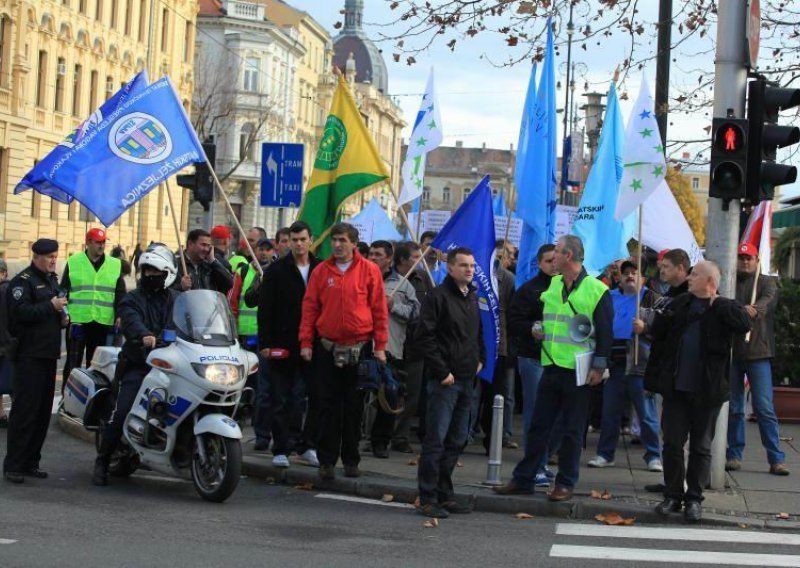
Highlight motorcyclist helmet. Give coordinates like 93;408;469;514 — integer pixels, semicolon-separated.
138;242;177;289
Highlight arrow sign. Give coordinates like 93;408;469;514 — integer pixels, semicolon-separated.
261;142;304;207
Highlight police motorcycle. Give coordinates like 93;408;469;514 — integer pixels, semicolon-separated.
61;288;258;503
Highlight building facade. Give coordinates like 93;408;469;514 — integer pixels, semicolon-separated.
0;0;197;265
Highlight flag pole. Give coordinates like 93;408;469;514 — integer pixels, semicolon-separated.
164;179;188;276
387;182;437;287
744;261;761;343
634;204;643;365
389;245;432;299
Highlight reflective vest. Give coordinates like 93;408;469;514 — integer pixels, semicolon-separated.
238;265;258;336
541;274;607;369
67;253;121;326
230;255;248;272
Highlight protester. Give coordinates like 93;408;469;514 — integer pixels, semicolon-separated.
274;227;291;259
588;260;662;472
646;261;751;523
93;244;179;486
727;243;789;476
254;221;321;466
507;243;559;486
176;229;234;293
367;240;420;459
130;243;143;271
647;249;672;295
600;259;624;290
3;239;66;484
299;223;388;480
110;245;132;277
495;234;612;502
415;247;485;518
420;230;447;285
231;227;267;272
209;225;234;272
61;228;125;388
0;259;10;428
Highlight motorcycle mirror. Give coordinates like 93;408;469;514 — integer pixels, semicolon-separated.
162;329;177;344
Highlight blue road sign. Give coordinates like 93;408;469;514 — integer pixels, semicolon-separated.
260;142;304;207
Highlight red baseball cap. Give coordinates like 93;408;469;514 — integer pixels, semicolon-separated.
738;243;758;257
86;228;107;242
657;249;670;262
210;225;231;239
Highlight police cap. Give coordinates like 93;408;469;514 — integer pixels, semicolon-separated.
32;238;59;255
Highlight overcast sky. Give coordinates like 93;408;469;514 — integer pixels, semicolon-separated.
285;0;800;200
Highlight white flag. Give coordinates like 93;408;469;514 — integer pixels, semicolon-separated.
642;181;704;265
398;69;443;206
615;75;667;220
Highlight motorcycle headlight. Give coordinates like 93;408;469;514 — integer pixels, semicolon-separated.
192;363;242;386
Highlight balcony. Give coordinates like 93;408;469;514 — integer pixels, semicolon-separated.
222;1;265;22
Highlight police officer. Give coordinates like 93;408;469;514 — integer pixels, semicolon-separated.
61;228;125;387
92;244;178;486
3;239;66;483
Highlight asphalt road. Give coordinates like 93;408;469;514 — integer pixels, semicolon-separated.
1;425;800;567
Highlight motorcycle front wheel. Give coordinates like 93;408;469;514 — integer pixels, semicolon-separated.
191;434;241;503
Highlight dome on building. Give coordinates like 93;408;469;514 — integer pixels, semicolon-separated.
332;0;389;93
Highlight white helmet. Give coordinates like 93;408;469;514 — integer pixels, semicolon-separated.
138;243;177;288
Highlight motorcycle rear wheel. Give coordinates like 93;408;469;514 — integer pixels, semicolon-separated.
191;434;241;503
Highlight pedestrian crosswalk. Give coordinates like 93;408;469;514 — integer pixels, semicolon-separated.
550;523;800;566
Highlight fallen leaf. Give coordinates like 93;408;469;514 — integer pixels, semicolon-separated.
595;513;635;526
590;489;612;500
422;518;439;528
381;494;394;503
293;482;314;491
515;512;534;520
739;523;749;529
456;461;464;468
776;512;791;520
407;458;418;466
413;496;421;508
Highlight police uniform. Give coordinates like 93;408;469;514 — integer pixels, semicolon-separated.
3;239;64;482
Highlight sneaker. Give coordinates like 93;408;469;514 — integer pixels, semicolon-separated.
272;454;290;468
770;463;790;476
417;503;449;519
298;449;320;468
725;458;742;472
647;458;664;473
588;456;615;468
534;472;551;488
543;467;556;480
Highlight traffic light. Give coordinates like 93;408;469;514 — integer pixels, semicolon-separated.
746;78;800;202
709;117;748;200
176;141;216;211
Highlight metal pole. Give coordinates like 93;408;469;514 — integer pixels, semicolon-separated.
483;394;504;486
655;0;673;146
707;0;748;490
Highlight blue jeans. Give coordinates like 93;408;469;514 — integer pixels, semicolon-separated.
727;359;785;465
418;378;474;505
512;366;591;489
596;364;661;464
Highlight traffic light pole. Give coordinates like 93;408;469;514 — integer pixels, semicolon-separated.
707;0;748;490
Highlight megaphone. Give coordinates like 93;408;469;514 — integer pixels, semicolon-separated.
568;314;594;343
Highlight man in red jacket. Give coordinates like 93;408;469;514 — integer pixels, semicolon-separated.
300;223;388;480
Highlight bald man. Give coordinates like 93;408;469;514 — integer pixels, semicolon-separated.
644;261;751;523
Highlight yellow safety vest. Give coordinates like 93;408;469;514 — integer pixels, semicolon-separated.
541;274;607;369
67;253;121;326
230;255;248;272
238;265;258;336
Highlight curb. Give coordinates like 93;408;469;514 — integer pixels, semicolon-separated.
242;456;797;531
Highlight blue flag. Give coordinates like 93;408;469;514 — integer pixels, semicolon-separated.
492;192;508;217
572;82;637;275
515;21;557;288
432;175;499;382
15;71;149;204
36;77;205;226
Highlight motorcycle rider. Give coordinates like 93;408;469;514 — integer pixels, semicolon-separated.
92;244;179;486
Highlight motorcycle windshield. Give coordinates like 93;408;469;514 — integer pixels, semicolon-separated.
172;290;236;346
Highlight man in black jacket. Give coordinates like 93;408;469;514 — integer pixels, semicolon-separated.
93;244;179;486
646;261;751;523
251;221;321;467
176;229;233;293
415;247;485;519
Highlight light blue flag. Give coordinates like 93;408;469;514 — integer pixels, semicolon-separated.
15;71;149;204
350;198;403;242
492;193;508;217
37;76;205;226
514;62;537;191
515;20;557;288
432;175;499;382
572;82;637;275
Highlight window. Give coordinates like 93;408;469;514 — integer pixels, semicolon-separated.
79;0;87;15
54;57;66;112
110;0;118;29
0;15;10;87
125;0;133;35
442;186;450;204
72;64;83;116
35;50;48;108
183;22;193;63
95;0;103;22
239;124;255;160
160;8;168;52
79;204;95;222
243;57;259;92
138;0;147;43
422;186;430;207
50;199;59;221
105;75;113;100
691;177;700;190
89;70;98;111
462;187;471;203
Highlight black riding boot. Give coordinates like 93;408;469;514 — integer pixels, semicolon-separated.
92;435;115;486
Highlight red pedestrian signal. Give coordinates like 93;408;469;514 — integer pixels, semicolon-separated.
714;122;746;153
709;117;748;200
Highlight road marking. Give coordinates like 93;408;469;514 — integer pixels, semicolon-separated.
550;545;800;567
0;539;17;545
556;523;800;546
314;493;413;509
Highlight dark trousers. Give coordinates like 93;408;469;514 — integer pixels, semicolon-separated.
314;343;366;467
100;365;148;453
418;377;474;505
3;357;57;473
253;354;273;444
63;322;111;385
512;366;591;489
392;358;423;447
268;359;309;456
662;391;721;503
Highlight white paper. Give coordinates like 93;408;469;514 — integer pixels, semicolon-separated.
575;351;594;387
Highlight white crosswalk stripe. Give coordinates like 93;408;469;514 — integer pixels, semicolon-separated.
314;493;413;509
0;539;17;545
551;523;800;567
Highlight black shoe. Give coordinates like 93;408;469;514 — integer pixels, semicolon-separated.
343;464;362;478
24;468;48;479
3;471;24;484
254;439;271;452
417;503;449;519
441;499;473;514
92;457;109;486
319;464;335;481
684;501;702;524
372;445;389;459
391;441;414;454
655;498;682;515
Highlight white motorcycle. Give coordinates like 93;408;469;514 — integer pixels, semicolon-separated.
61;290;257;502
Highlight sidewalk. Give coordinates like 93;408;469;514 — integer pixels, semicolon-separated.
241;419;800;529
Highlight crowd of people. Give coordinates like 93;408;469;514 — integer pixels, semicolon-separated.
0;220;791;526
